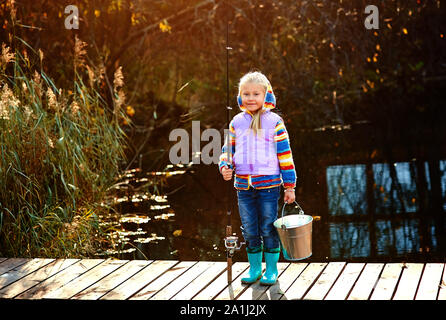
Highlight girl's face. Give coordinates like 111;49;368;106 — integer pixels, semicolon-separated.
240;83;266;114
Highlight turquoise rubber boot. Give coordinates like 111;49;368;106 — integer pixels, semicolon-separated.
260;248;280;286
241;247;263;284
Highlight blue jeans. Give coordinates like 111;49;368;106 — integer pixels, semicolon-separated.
236;186;281;250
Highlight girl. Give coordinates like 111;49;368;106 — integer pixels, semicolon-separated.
218;71;297;285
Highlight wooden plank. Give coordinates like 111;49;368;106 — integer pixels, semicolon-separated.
437;265;446;300
209;261;260;301
0;258;54;290
415;263;444;300
72;260;150;300
193;262;249;300
280;263;327;300
172;262;227;300
237;263;289;300
0;259;79;299
3;258;443;301
392;263;424;300
325;263;364;300
0;258;29;275
370;263;404;300
100;260;176;300
15;259;104;299
150;261;215;300
43;259;129;299
259;263;307;301
348;263;384;300
304;262;345;300
131;261;197;300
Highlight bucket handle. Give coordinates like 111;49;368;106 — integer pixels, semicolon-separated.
280;201;305;230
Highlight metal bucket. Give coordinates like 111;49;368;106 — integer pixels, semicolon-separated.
273;201;313;261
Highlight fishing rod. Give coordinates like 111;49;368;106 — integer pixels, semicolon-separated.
223;0;243;284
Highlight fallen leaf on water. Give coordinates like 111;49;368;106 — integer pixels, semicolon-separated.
173;229;182;237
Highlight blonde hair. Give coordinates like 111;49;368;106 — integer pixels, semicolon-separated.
238;71;271;136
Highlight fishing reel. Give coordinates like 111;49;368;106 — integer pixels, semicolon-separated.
224;234;244;257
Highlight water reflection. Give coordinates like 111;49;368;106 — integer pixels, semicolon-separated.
97;164;227;261
326;160;446;260
327;164;367;215
374;219;420;255
329;222;370;258
373;162;418;213
97;159;445;262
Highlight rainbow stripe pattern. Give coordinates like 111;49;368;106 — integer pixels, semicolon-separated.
219;118;297;190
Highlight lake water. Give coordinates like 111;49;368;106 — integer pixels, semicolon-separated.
97;160;446;263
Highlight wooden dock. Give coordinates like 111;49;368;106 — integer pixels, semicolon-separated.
0;257;445;300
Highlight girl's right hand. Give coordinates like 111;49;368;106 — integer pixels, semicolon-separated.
221;166;233;181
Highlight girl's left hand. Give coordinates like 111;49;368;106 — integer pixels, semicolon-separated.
284;189;295;204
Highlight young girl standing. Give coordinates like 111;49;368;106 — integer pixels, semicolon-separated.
219;71;297;285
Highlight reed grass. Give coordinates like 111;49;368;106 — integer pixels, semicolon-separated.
0;38;129;258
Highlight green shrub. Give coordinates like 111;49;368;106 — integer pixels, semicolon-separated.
0;39;129;258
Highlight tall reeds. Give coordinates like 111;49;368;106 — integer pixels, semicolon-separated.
0;37;129;258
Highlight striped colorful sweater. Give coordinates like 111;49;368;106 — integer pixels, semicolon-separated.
218;111;297;190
